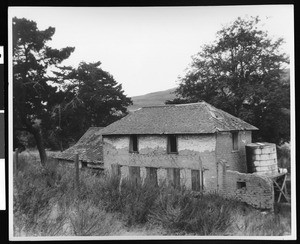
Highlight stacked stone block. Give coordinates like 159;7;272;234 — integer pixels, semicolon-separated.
246;142;278;176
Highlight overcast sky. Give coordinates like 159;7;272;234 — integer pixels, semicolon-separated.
9;5;294;97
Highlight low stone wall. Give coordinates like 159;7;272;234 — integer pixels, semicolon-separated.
221;170;274;210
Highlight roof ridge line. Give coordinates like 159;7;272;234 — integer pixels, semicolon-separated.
141;101;205;109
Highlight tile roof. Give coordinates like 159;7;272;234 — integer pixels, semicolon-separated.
101;101;258;135
55;127;103;164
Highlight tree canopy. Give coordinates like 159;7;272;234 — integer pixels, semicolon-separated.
167;16;290;145
52;61;132;146
13;17;132;163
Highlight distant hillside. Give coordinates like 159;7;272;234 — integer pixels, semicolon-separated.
128;88;177;111
127;68;290;112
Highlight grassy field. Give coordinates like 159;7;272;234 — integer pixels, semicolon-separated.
13;150;291;237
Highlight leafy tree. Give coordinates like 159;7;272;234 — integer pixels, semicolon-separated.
167;16;290;144
51;61;132;146
13;17;75;164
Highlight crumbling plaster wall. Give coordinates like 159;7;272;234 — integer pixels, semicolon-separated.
216;131;252;173
103;134;218;190
221;170;274;209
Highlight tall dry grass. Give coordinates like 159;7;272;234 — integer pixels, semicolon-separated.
13;150;291;236
13;151;122;236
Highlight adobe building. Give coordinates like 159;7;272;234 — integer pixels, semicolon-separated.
101;102;259;191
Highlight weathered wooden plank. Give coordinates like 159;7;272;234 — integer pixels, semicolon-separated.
174;168;180;189
166;168;180;189
145;167;158;186
129;166;141;185
191;169;200;191
111;164;121;177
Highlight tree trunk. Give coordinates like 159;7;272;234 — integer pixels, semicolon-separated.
31;126;47;166
18;111;48;166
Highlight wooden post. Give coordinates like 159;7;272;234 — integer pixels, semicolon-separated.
191;170;200;191
111;164;121;177
199;159;203;191
145;167;158;186
174;168;180;189
75;153;80;197
167;168;180;189
129;166;141;186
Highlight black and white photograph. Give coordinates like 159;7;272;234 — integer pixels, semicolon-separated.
8;5;295;240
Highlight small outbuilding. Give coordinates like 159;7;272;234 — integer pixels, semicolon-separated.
101;101;258;191
55;127;104;169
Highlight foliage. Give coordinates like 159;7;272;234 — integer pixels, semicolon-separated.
226;203;291;236
14;151;292;236
13;18;132;155
149;188;236;235
52;61;132;145
13;153;121;236
94;175;159;226
277;143;291;173
13;17;75;163
167;16;290;145
119;179;160;225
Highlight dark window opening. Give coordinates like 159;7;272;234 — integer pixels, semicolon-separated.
168;135;178;153
129;135;138;153
232;131;239;150
237;181;246;189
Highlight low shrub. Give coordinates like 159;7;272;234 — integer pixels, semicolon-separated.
69;199;118;236
95;174;123;212
149;188;237;235
94;175;160;226
13;161;58;225
229;209;291;236
119;179;160;226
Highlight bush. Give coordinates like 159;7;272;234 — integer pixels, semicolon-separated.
69;199;118;236
14;161;58;225
227;204;291;236
149;188;237;235
94;175;160;226
13;153;121;236
119;179;160;226
94;174;123;212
